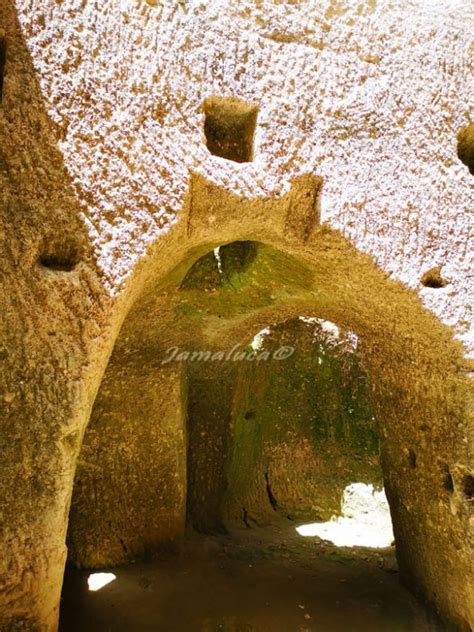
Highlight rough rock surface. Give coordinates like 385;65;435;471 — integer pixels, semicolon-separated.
0;0;473;631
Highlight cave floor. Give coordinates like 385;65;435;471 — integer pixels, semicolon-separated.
60;520;441;632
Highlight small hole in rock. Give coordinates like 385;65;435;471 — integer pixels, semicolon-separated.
203;97;258;163
420;267;447;289
39;241;81;272
443;468;454;493
462;475;474;501
408;449;417;469
244;410;256;421
0;38;6;102
456;122;474;175
40;254;78;272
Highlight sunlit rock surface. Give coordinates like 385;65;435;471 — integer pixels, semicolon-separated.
0;1;472;631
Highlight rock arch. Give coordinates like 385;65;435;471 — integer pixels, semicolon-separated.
0;1;471;630
63;178;472;630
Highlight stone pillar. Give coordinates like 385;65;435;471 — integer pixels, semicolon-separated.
67;358;187;568
186;361;237;533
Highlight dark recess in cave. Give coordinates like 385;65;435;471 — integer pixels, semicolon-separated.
204;97;258;163
0;38;6;102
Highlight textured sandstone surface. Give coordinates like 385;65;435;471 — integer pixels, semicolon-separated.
0;0;473;631
9;0;473;351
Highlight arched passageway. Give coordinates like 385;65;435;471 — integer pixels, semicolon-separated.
0;0;471;627
186;313;381;534
62;238;472;631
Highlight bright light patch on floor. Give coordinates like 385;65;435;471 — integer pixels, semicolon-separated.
296;483;394;548
87;572;117;592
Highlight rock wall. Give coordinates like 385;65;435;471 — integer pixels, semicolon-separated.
67;360;187;568
0;0;472;630
224;318;381;526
